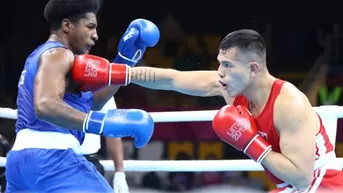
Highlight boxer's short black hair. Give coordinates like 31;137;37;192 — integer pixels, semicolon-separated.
44;0;101;30
219;29;266;59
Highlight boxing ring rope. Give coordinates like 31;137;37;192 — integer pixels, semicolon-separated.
0;105;343;171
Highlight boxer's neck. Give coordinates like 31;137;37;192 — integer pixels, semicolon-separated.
48;33;71;50
243;71;276;110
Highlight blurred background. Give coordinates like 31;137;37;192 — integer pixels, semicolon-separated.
0;0;341;192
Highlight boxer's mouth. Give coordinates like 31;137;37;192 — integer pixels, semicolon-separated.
219;80;227;89
88;44;94;50
85;44;94;53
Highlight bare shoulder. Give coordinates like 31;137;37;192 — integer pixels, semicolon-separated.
39;47;74;70
273;82;318;132
34;47;75;103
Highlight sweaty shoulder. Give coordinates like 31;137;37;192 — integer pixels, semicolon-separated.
39;47;74;70
275;82;310;109
273;82;319;132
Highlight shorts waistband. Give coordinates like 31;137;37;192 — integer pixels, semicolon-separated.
12;129;81;154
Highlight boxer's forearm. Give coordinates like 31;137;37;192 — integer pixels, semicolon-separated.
130;67;221;97
130;67;174;90
261;151;312;189
91;86;121;111
35;98;87;131
105;137;124;172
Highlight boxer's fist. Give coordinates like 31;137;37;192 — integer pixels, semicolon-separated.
212;105;257;151
83;109;154;148
114;19;160;66
72;54;130;92
212;105;271;163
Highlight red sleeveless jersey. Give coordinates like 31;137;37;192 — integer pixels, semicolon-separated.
233;79;343;192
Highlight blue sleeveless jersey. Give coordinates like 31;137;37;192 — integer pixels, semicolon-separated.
16;41;93;144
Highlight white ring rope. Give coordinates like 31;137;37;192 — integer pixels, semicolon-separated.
0;105;342;171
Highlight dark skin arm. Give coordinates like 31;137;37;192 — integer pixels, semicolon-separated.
101;97;124;172
34;48;87;130
91;86;121;111
105;137;124;172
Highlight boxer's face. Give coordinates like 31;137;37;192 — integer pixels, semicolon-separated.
65;13;98;55
217;47;252;97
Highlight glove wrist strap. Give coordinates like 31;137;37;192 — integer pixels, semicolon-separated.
118;52;140;64
108;64;131;86
82;113;91;133
244;135;272;163
83;111;106;134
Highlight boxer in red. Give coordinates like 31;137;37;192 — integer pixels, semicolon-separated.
128;29;343;192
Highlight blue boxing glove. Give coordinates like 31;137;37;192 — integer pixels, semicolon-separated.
83;109;154;148
114;18;160;66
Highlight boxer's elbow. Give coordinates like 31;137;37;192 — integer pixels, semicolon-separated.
293;177;312;189
34;97;57;120
292;169;313;189
293;158;314;189
91;102;105;111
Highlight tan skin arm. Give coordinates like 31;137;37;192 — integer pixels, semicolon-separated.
130;67;234;104
261;85;317;189
34;48;87;130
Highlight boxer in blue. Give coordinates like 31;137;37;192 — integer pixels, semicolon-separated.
5;0;159;192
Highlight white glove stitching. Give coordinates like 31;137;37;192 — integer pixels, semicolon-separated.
118;52;139;64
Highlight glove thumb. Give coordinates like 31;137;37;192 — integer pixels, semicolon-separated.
119;28;140;49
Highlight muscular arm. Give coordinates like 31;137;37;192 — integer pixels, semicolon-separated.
90;65;235;109
131;66;231;98
34;48;87;131
91;86;120;111
261;91;317;189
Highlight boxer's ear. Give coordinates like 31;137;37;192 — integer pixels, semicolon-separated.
61;19;72;33
248;61;260;75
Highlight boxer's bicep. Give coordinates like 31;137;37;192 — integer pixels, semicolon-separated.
33;48;86;131
131;67;223;97
35;48;73;103
275;95;317;177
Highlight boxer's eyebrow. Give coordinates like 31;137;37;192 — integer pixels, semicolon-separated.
220;61;232;64
87;22;97;28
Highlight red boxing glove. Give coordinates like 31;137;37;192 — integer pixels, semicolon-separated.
212;105;272;163
72;54;130;92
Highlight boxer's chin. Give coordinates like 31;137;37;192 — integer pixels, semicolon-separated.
84;46;92;54
227;89;239;98
84;48;90;54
